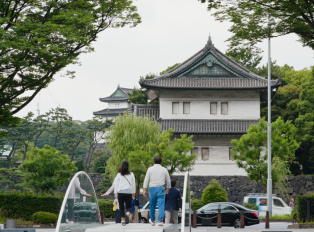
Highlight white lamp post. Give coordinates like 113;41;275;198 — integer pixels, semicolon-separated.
267;18;276;217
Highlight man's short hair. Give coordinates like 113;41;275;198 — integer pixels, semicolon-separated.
154;156;162;164
171;180;176;188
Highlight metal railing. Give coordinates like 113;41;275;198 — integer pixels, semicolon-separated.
181;171;191;232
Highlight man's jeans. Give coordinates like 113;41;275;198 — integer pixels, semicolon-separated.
149;186;166;223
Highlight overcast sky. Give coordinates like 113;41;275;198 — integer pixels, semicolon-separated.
16;0;314;121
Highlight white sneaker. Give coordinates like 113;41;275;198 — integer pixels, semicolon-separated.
157;222;163;226
149;219;155;226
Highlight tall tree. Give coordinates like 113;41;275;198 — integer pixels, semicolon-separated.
0;0;141;129
19;145;77;194
106;113;197;196
84;116;112;171
200;0;314;59
290;68;314;174
61;129;88;162
5;112;35;161
33;113;51;147
49;108;72;148
231;118;300;192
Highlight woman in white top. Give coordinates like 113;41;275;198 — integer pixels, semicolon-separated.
114;161;136;226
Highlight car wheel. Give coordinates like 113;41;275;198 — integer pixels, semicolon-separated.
139;217;147;223
233;218;241;228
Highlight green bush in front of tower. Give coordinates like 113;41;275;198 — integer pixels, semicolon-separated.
201;179;228;205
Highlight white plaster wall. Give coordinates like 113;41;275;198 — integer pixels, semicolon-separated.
174;163;247;176
159;90;260;120
108;101;128;109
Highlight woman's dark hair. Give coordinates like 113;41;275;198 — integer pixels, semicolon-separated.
118;166;122;173
120;161;130;176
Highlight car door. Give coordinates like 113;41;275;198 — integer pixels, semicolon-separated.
220;204;238;225
202;203;219;225
258;197;268;216
273;198;285;215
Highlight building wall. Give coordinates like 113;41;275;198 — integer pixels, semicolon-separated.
108;101;128;109
159;90;260;120
174;134;247;176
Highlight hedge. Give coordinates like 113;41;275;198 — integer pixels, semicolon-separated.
0;192;62;220
32;212;58;224
98;199;115;218
191;199;204;211
296;192;314;223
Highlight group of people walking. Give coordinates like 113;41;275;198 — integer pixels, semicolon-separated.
102;156;182;226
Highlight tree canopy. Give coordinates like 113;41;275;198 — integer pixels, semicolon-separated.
200;0;314;61
105;113;197;195
0;0;141;128
19;145;77;194
231;118;299;192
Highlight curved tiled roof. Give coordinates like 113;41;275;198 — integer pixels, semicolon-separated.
100;86;132;102
158;119;259;134
93;108;128;116
140;40;280;89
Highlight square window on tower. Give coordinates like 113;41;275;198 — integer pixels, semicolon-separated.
221;102;228;115
202;148;209;161
183;102;190;114
172;102;179;114
210;102;217;115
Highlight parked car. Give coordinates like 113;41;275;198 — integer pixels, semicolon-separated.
243;193;292;216
138;201;159;223
178;202;259;228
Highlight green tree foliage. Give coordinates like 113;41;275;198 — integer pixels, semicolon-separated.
201;179;228;205
32;212;58;224
261;85;302;123
0;0;141;127
96;171;112;194
106;113;197;195
49;108;73;148
159;63;181;75
20;145;77;194
200;0;314;59
290;72;314;174
231;118;300;192
90;149;109;173
128;73;158;105
283;67;313;86
106;113;160;188
191;199;204;211
83;117;112;171
0;168;25;192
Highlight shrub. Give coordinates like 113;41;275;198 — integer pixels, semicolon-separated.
244;203;259;210
291;206;298;221
296;192;314;223
32;212;58;224
0;192;62;220
98;199;115;218
191;199;204;211
201;179;228;205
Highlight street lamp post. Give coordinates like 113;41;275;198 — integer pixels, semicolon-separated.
267;18;276;217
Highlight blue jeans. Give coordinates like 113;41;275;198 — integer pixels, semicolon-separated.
149;186;166;223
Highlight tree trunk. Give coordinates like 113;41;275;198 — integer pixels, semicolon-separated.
53;137;58;147
84;144;97;172
136;177;140;198
23;143;28;161
34;130;45;147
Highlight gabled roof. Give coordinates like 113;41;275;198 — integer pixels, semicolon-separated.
158;119;259;134
99;86;133;102
140;39;280;90
93;108;128;116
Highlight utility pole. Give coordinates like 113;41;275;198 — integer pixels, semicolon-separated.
267;18;276;217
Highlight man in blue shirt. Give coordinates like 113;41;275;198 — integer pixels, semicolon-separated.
165;180;182;224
